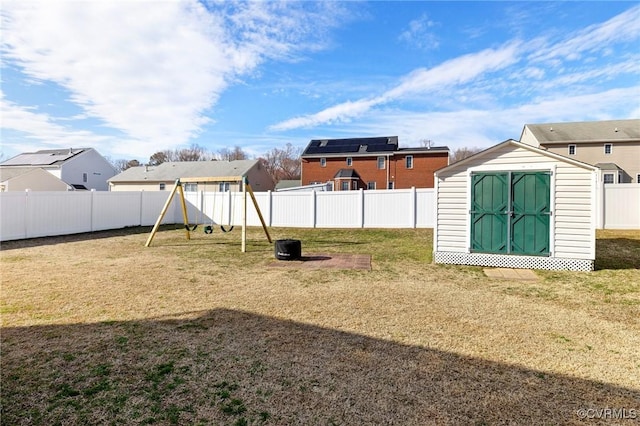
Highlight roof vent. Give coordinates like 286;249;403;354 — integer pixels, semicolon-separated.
549;127;553;132
614;127;619;132
319;140;328;147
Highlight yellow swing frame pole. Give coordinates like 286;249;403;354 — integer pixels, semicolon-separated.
145;179;192;247
146;176;271;251
246;181;272;243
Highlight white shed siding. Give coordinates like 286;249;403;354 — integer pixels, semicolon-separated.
552;162;594;259
435;144;595;261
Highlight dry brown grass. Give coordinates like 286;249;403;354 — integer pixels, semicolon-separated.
1;227;639;425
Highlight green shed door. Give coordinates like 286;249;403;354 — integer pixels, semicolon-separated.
470;171;551;256
470;173;509;253
510;172;551;255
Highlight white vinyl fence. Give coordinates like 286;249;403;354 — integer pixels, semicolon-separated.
1;184;638;242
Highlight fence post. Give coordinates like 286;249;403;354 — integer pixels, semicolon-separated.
268;190;273;227
90;189;95;232
311;190;317;228
597;179;605;229
24;189;30;239
359;188;365;228
411;187;417;229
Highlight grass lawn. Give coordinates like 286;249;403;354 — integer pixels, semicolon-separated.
1;226;639;425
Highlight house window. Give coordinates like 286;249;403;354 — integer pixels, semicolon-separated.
405;155;413;169
82;173;88;183
377;156;386;169
159;183;166;190
604;143;612;154
320;158;326;167
352;181;358;190
219;182;230;192
637;174;640;183
387;182;394;189
341;181;349;191
603;173;614;184
367;181;376;190
346;157;353;166
184;183;198;192
568;144;576;155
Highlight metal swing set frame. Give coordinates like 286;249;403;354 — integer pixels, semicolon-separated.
144;175;272;252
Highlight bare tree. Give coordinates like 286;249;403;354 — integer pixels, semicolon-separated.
148;144;209;165
148;150;170;166
112;159;140;172
420;139;434;148
260;143;302;183
216;146;248;161
450;146;483;163
176;144;207;161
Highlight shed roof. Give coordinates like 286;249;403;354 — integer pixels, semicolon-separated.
108;160;259;183
522;119;640;144
435;139;598;175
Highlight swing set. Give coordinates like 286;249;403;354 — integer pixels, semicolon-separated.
145;176;272;252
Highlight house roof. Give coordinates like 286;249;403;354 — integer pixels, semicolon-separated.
396;146;450;154
522;119;640;144
108;160;259;183
594;162;622;171
334;169;361;179
0;166;39;181
0;166;70;188
302;136;398;156
1;148;89;167
274;179;302;190
435;139;598;175
302;136;449;157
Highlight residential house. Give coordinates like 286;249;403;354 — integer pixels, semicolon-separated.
0;148;117;190
0;167;70;192
301;136;449;190
108;160;274;192
520;119;640;183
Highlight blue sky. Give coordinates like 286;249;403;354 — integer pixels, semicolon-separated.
1;1;639;163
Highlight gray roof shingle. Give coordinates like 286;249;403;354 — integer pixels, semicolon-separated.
108;160;259;182
525;119;640;143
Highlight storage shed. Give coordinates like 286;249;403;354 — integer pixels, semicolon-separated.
434;139;597;271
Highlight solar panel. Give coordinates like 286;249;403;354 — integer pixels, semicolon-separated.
304;137;398;155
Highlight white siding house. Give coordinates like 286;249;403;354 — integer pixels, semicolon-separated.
434;140;597;271
0;148;117;191
108;160;275;192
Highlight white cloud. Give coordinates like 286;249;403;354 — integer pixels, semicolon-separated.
0;0;349;157
529;4;640;64
334;86;640;152
270;42;521;131
0;93;153;158
398;14;439;50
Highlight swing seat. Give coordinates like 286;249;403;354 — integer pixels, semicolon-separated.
204;225;214;234
220;225;234;233
185;224;198;232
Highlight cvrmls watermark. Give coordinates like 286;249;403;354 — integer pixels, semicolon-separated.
576;407;637;420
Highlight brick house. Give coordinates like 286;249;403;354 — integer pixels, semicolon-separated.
301;136;449;190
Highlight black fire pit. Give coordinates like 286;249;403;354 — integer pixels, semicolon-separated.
275;239;301;260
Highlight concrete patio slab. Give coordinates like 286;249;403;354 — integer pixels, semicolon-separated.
268;253;371;271
484;267;538;281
